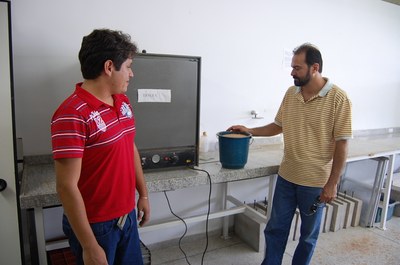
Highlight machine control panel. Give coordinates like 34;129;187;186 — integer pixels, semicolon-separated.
140;147;197;170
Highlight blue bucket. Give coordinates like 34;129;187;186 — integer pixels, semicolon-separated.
217;131;252;169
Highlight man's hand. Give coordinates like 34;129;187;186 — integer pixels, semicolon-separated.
320;182;337;203
83;244;108;265
137;197;150;226
227;125;250;133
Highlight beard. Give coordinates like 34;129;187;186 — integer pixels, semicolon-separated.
293;69;311;87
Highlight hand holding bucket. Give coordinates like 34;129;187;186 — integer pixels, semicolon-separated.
217;131;252;169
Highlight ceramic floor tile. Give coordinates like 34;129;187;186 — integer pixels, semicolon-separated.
370;220;400;242
149;233;246;265
149;217;400;265
312;225;400;264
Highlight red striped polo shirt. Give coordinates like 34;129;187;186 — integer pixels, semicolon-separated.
51;83;136;223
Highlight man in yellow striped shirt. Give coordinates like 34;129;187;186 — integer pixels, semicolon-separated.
228;43;352;265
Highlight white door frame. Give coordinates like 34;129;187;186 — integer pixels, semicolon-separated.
0;1;23;264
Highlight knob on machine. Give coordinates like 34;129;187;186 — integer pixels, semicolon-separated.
0;179;7;192
139;149;195;170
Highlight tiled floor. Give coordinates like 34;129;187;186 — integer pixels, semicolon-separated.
148;216;400;265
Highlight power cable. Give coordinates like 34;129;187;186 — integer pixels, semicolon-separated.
189;167;212;265
163;167;212;265
164;190;191;265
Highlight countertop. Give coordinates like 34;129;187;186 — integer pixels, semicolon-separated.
19;131;400;209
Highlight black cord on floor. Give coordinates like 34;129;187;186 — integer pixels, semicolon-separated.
163;190;192;265
163;167;212;265
189;167;212;265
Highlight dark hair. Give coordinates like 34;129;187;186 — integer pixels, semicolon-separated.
293;43;323;73
78;29;138;79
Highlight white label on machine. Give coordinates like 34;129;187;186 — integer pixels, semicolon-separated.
138;89;171;103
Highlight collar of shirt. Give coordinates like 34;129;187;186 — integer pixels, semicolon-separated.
75;82;124;110
295;77;333;97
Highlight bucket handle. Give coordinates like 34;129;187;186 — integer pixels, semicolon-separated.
249;137;254;145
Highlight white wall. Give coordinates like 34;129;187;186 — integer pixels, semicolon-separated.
11;0;400;245
11;0;400;155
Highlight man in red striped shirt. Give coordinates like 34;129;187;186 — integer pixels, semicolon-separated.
51;29;150;265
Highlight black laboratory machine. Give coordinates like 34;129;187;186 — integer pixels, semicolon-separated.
126;53;201;170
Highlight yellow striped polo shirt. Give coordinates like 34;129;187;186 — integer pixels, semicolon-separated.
275;78;352;187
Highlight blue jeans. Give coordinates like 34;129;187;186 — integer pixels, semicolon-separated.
261;176;324;265
63;209;144;265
